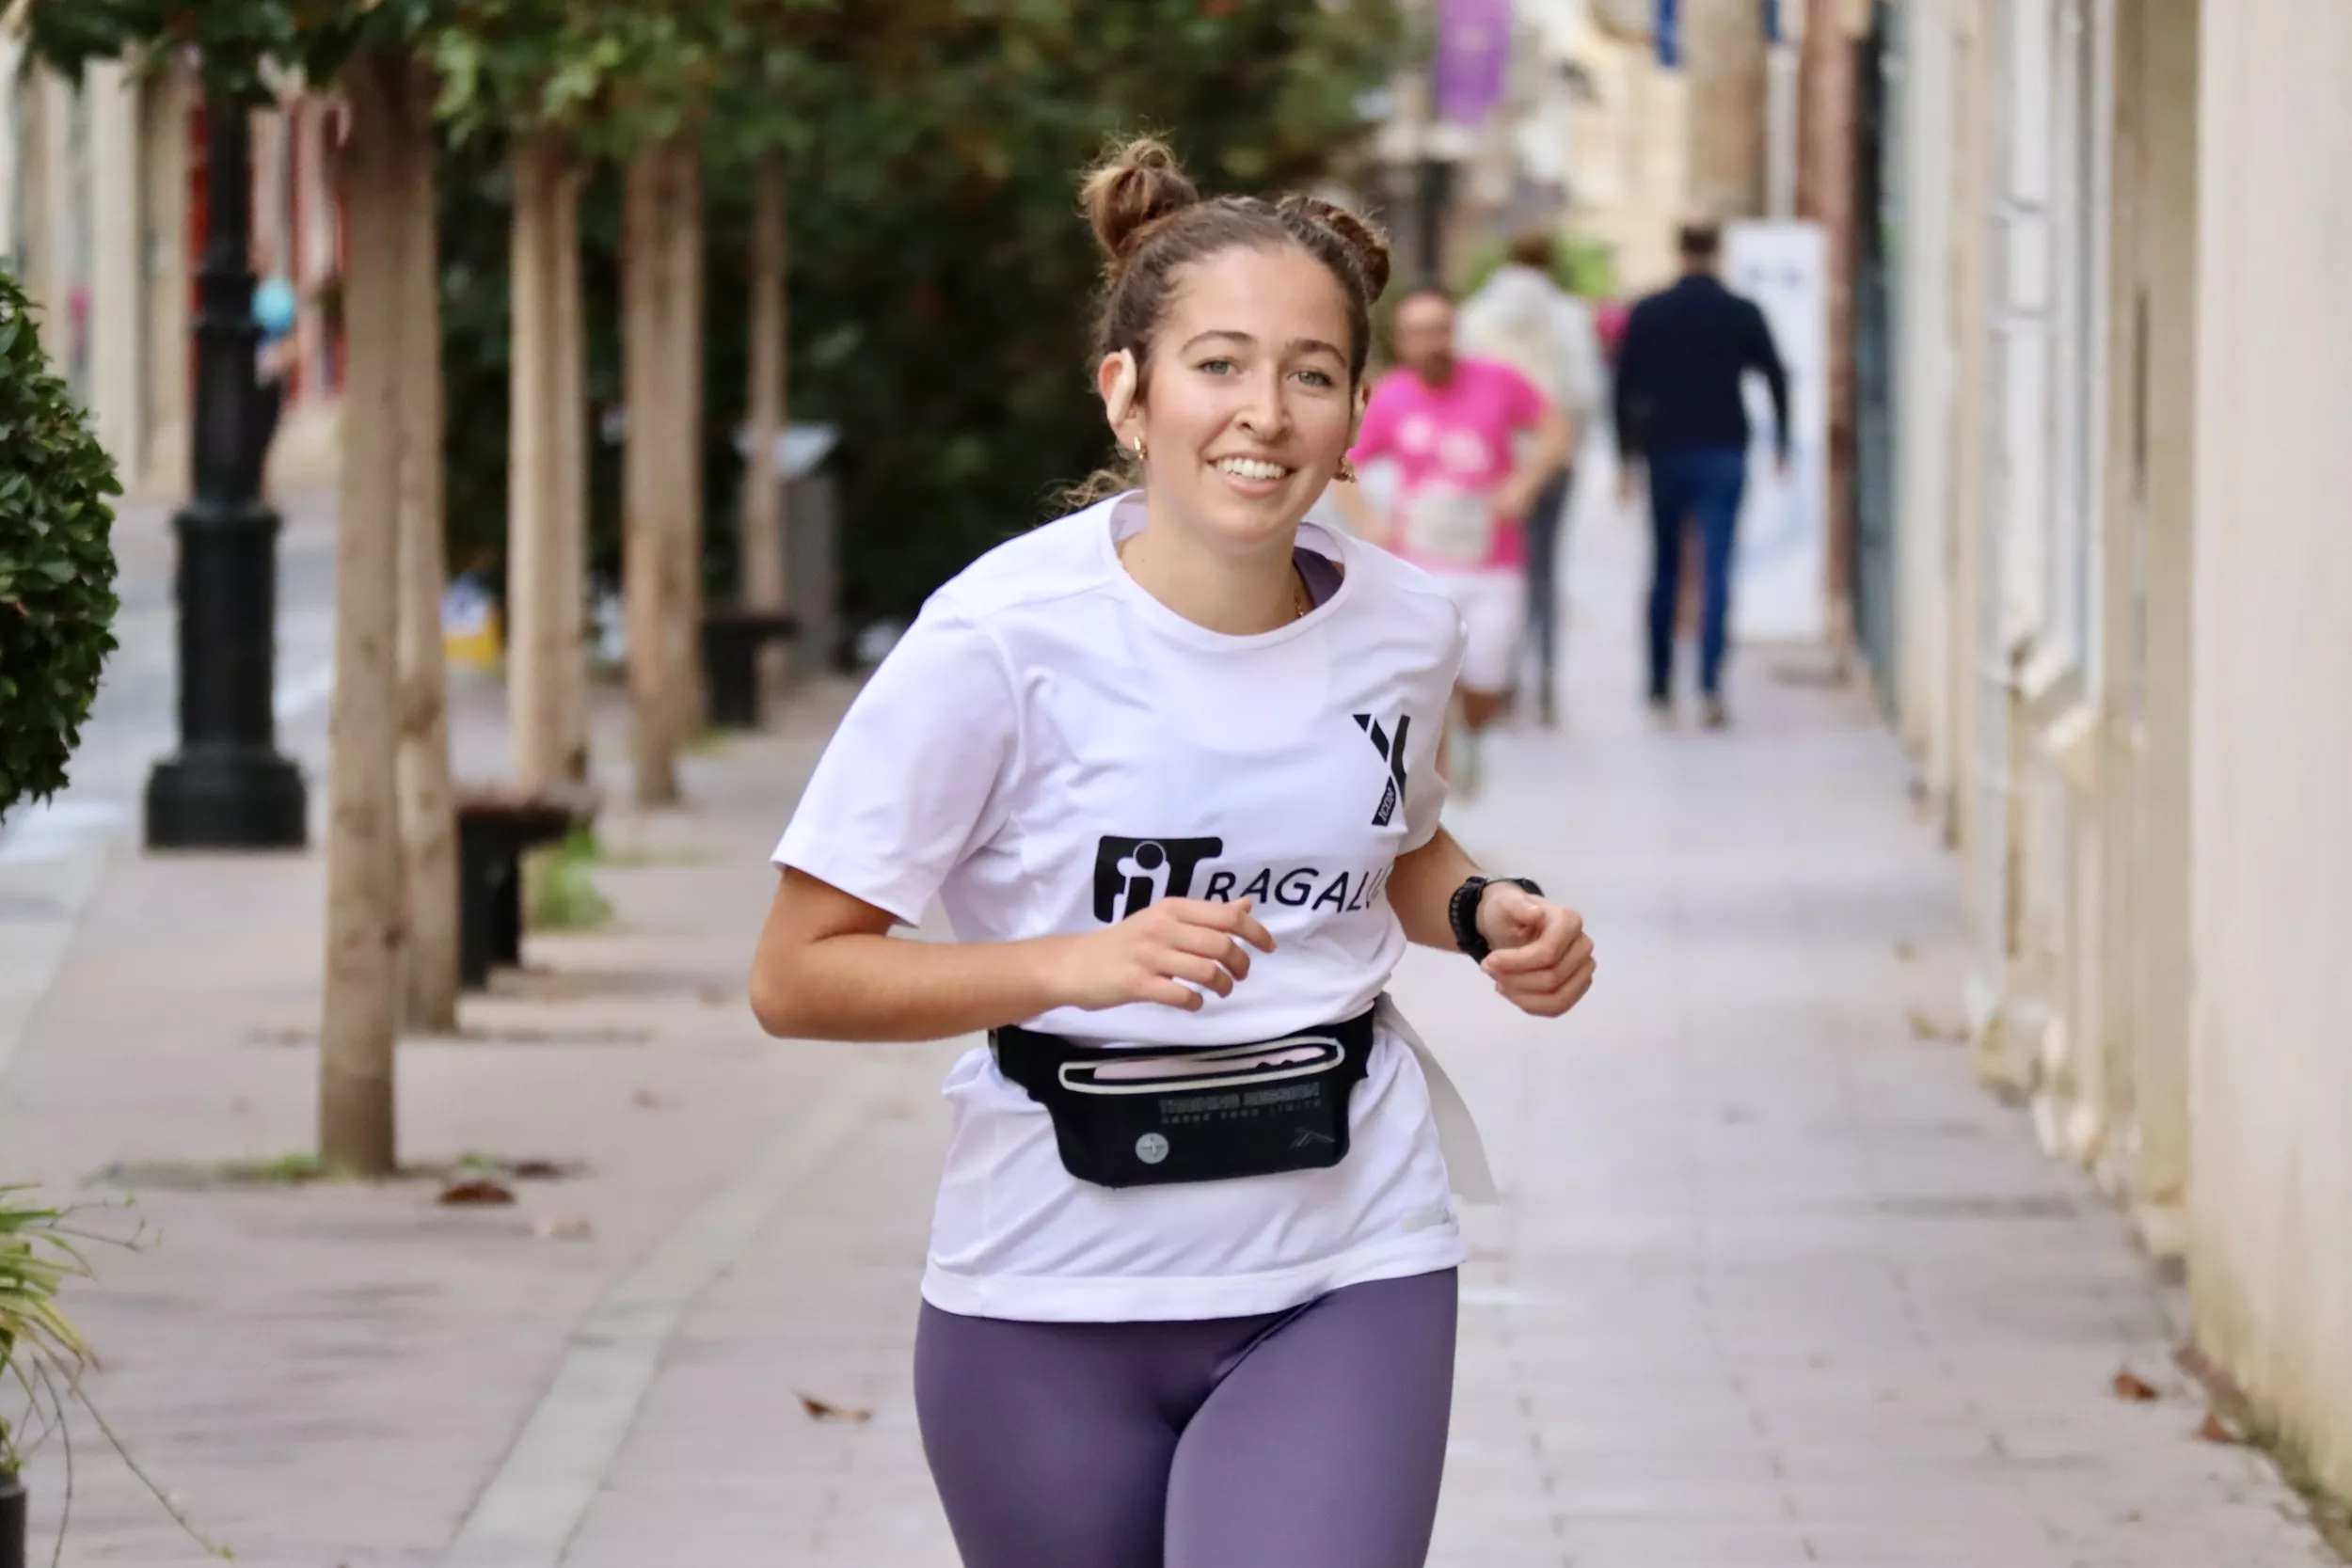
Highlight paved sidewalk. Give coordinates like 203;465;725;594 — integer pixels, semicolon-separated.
555;502;2333;1568
2;489;2335;1566
0;672;865;1566
0;487;339;1081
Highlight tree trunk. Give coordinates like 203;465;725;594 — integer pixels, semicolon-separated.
622;136;702;804
622;143;677;804
321;51;416;1175
550;161;591;784
668;140;707;737
743;159;789;705
507;133;565;792
395;61;459;1037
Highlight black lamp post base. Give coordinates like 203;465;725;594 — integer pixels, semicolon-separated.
145;750;308;851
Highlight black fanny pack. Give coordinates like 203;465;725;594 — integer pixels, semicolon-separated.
990;1008;1379;1189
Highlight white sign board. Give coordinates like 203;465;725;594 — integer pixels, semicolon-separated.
1724;220;1829;643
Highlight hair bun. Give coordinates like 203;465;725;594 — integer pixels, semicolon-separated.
1279;195;1393;303
1082;137;1200;269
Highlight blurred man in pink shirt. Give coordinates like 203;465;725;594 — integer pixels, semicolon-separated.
1334;286;1575;792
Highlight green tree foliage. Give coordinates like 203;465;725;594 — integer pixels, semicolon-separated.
433;0;735;155
32;0;1407;636
1455;231;1618;303
760;0;1410;627
22;0;450;102
0;268;121;824
433;0;1407;633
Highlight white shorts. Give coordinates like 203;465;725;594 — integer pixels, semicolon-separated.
1434;570;1525;695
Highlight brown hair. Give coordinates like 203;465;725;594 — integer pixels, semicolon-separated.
1505;230;1557;271
1066;138;1391;504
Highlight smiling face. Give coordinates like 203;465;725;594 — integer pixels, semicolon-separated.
1103;244;1360;557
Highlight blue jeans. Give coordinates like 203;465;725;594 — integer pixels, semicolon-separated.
1645;446;1748;700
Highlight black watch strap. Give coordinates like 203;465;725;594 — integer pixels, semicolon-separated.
1449;875;1543;962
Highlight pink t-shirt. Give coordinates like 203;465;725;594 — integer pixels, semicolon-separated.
1350;357;1548;574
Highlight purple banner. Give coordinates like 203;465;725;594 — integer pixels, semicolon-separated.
1434;0;1513;126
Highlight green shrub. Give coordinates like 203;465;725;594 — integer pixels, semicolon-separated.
0;265;121;827
525;825;613;932
0;1184;227;1554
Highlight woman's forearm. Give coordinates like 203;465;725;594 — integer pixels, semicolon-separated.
1385;828;1483;950
753;927;1078;1043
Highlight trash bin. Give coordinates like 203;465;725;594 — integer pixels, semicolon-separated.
709;422;840;727
454;789;596;989
700;607;799;730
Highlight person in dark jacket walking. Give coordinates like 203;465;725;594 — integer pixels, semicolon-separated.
1613;221;1789;727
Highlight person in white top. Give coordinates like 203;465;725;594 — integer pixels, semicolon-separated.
1456;231;1608;727
751;137;1597;1568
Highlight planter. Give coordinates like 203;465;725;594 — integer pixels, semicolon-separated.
2;1467;24;1568
700;607;799;730
453;790;596;990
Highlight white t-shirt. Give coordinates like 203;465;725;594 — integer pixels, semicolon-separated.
773;494;1471;1323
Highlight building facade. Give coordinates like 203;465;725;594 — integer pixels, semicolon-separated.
1877;0;2351;1498
1;55;346;498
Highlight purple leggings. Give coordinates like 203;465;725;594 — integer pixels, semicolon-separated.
914;1269;1458;1568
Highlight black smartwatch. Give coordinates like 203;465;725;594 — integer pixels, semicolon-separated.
1449;875;1543;963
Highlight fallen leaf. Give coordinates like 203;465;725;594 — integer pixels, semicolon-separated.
532;1213;594;1242
2198;1412;2242;1444
2113;1370;2160;1402
1907;1010;1963;1044
796;1391;873;1424
510;1158;564;1180
437;1178;516;1207
631;1088;660;1109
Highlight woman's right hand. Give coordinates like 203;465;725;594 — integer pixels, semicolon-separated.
1048;898;1278;1012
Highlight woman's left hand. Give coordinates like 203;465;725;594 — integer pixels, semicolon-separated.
1475;883;1596;1018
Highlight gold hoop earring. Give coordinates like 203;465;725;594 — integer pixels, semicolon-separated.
1133;436;1148;462
1335;455;1359;484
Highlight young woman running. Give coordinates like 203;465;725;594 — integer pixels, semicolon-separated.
750;138;1597;1568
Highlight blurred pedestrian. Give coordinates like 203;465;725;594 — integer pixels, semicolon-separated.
1595;296;1632;366
1613;220;1789;728
251;262;299;492
1457;230;1605;726
1334;287;1574;791
751;137;1595;1568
